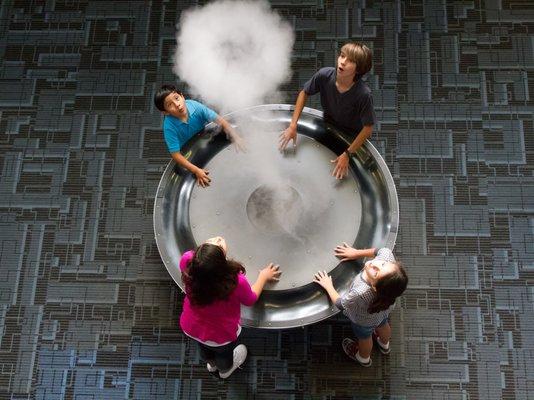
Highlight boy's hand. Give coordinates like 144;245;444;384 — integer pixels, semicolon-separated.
194;168;211;187
259;263;281;282
279;124;297;151
216;116;246;153
232;134;247;153
334;242;359;261
313;270;334;290
330;152;349;179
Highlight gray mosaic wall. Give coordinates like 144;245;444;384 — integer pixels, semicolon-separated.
0;0;533;399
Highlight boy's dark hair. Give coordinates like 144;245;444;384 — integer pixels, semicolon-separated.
368;262;408;314
181;243;246;306
154;84;181;112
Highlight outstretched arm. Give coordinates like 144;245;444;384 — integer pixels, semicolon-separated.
216;116;245;152
171;151;211;188
348;124;373;153
334;243;376;262
313;271;340;304
279;90;308;151
251;263;282;297
331;124;373;179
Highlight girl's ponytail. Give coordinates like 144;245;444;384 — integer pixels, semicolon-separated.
368;262;408;314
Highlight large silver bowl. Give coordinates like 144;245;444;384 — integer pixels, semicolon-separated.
154;104;398;329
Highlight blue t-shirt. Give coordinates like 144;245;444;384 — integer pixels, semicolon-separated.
163;100;218;153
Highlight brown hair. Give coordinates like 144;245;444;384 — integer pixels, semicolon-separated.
340;42;373;80
154;84;182;112
181;243;246;306
368;262;408;313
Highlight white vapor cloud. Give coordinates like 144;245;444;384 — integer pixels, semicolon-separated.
174;0;294;112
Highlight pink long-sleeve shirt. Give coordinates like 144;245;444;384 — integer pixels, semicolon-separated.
179;251;258;345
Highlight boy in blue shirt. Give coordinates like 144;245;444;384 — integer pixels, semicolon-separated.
154;84;243;187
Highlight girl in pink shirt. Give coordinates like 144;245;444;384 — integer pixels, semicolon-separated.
179;236;281;379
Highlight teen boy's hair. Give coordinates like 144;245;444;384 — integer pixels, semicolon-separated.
154;84;181;112
340;42;373;80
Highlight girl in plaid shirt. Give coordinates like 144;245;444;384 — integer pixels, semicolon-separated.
314;245;408;367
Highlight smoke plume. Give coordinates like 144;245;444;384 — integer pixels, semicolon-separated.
174;0;294;112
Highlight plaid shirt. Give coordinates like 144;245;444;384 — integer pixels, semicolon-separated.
336;248;397;327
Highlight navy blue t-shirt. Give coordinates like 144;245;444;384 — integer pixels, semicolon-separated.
303;67;375;135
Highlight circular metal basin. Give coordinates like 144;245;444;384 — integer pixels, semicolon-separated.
154;104;398;329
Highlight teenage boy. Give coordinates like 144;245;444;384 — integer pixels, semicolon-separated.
154;84;243;187
279;42;376;179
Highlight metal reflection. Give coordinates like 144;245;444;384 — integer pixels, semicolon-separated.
154;105;398;328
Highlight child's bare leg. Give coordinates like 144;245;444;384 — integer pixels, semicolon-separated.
357;337;373;358
375;322;391;344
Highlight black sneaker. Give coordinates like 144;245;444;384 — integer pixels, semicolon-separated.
342;338;372;367
372;331;391;355
207;362;217;372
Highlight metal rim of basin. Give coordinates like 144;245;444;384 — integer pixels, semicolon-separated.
154;104;398;329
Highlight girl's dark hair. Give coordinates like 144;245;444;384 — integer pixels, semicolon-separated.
182;243;246;306
368;262;408;314
154;84;181;112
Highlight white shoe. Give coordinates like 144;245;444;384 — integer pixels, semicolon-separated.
342;338;372;367
376;337;391;355
219;344;247;379
372;330;391;355
207;362;217;372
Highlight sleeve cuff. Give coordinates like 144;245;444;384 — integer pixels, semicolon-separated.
335;298;344;310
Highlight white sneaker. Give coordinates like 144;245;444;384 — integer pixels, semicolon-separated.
207;362;217;372
219;344;247;379
372;330;391;355
376;337;391;355
342;338;372;367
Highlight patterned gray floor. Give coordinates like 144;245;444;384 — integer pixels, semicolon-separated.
0;0;533;399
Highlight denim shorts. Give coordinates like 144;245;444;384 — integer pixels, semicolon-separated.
351;317;389;339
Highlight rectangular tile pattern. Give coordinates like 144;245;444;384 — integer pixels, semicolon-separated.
0;0;533;398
